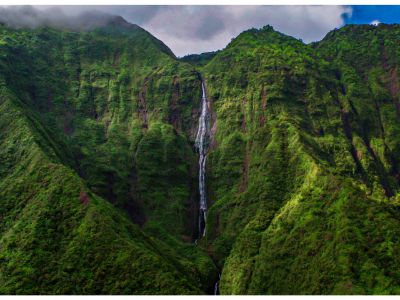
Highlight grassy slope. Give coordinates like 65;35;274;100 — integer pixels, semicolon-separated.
200;25;400;294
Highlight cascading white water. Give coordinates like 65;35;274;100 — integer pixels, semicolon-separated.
195;80;209;238
195;80;220;296
214;273;221;295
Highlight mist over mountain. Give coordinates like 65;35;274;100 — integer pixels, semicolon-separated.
0;6;124;30
0;14;400;295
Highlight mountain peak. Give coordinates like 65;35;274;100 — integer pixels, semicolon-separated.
0;6;140;33
99;14;140;30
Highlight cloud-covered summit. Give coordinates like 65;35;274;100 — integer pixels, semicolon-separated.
0;6;124;30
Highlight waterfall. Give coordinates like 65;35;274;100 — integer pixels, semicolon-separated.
195;80;210;239
214;273;221;295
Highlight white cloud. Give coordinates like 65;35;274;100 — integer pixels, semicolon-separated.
370;19;380;26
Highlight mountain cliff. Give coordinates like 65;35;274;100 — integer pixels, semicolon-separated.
0;18;400;295
202;24;400;295
0;19;217;294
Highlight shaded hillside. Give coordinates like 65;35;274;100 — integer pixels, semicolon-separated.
181;51;220;66
0;19;217;294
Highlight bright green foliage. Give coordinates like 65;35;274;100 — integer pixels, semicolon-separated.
1;19;400;295
199;24;400;294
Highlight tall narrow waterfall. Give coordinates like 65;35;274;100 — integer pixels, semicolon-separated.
195;80;210;238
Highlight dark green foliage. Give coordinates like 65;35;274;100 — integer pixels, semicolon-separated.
0;21;216;294
180;51;220;66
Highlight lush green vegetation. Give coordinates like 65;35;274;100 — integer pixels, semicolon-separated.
199;24;400;294
0;18;216;294
181;51;220;66
1;18;400;295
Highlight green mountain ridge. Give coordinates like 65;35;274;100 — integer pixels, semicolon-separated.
202;23;400;294
0;18;400;294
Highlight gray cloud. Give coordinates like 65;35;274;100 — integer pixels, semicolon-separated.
138;6;352;56
0;6;114;30
0;5;352;56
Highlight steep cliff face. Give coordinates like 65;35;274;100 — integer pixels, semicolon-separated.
201;24;400;294
1;20;203;234
1;18;400;295
0;19;217;294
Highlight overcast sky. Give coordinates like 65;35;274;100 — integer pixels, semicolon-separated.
0;5;378;56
